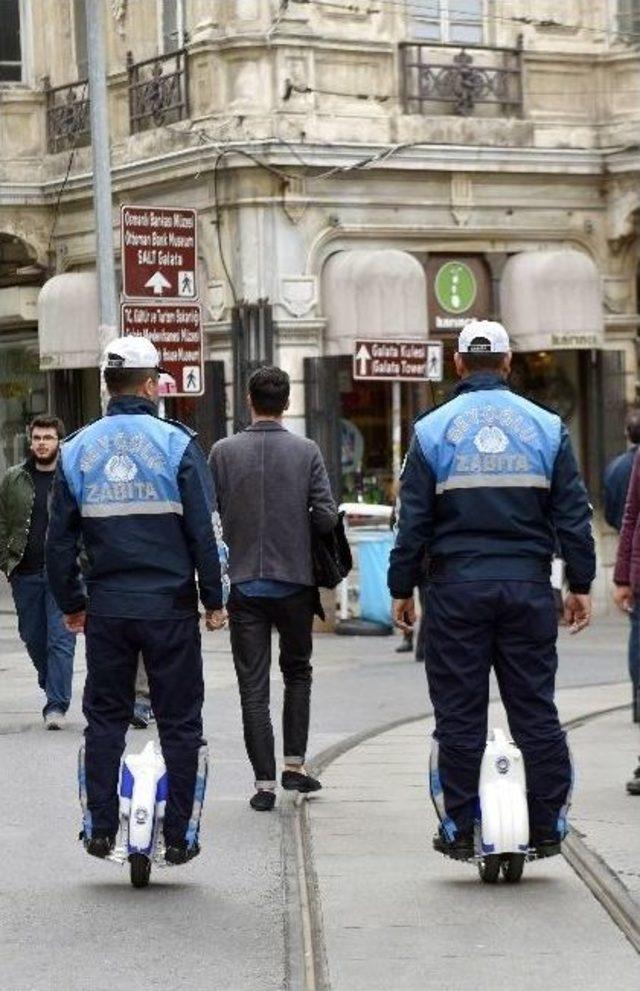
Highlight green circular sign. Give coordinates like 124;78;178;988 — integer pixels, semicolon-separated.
434;261;477;315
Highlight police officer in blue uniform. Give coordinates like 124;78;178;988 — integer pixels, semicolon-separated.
388;321;595;861
46;337;228;864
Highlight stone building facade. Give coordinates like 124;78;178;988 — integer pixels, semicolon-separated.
1;0;639;598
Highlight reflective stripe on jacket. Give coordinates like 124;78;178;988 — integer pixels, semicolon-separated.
388;373;595;598
46;395;227;619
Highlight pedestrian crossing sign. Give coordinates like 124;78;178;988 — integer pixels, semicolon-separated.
183;366;201;393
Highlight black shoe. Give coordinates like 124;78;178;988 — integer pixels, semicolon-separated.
432;830;475;861
281;770;322;793
84;834;115;859
395;640;414;654
250;790;276;811
626;776;640;795
130;702;152;729
531;836;562;858
165;840;200;865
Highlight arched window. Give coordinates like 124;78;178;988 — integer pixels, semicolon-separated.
410;0;484;45
0;0;21;81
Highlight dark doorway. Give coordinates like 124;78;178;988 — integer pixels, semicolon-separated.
164;360;227;455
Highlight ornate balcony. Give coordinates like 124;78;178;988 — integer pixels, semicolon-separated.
400;41;523;118
43;77;90;154
127;49;189;134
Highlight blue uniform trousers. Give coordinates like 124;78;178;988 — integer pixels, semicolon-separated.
83;615;205;844
424;579;572;843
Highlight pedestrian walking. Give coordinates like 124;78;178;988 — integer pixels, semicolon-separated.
0;415;76;729
46;337;228;864
611;434;640;796
603;411;640;533
388;320;595;861
604;412;640;736
209;366;338;811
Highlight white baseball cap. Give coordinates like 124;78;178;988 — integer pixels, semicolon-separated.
457;320;510;355
102;336;164;372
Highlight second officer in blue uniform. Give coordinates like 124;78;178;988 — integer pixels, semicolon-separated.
46;337;228;864
388;321;595;860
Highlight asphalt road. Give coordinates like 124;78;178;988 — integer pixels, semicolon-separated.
0;611;632;990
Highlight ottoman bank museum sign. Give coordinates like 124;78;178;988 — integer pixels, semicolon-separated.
121;205;204;397
426;256;492;334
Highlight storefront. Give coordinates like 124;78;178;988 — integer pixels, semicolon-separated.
308;244;623;508
305;248;429;501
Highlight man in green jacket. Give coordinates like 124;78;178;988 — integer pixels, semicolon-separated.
0;415;76;728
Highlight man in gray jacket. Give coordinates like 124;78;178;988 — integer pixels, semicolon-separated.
209;366;337;811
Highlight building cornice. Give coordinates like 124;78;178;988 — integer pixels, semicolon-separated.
2;140;635;210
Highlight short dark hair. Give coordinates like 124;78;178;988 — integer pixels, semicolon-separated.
458;352;507;373
248;366;290;416
104;367;158;396
29;414;65;439
626;410;640;444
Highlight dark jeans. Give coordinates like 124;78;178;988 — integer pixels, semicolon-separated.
425;580;572;843
10;571;76;716
83;614;205;843
629;602;640;722
228;586;315;787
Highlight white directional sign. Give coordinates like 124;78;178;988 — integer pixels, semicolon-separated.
353;339;443;382
144;271;172;296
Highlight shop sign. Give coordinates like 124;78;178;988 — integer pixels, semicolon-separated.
120;302;204;397
427;256;492;334
121;205;197;300
353;339;443;382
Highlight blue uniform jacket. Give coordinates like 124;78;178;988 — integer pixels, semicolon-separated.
603;446;637;532
388;373;595;598
46;395;228;619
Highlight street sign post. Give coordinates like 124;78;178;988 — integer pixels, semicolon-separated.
352;339;443;382
352;339;444;482
121;301;204;397
121;205;198;300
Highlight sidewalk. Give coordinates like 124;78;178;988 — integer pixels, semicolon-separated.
307;681;640;990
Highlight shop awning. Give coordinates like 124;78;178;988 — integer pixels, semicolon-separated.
322;249;428;354
499;250;604;352
38;273;100;370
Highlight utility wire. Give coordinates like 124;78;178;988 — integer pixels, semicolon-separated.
46;82;89;266
213;150;239;306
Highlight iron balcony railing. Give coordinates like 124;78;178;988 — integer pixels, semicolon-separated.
127;48;189;134
400;41;523;117
43;76;90;154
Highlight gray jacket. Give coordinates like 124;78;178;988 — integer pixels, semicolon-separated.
209;421;338;587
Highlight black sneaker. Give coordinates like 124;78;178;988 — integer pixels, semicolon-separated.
531;836;562;858
84;834;115;859
395;639;414;654
165;840;200;865
250;790;276;811
432;830;475;861
130;701;153;730
281;770;322;793
626;776;640;796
